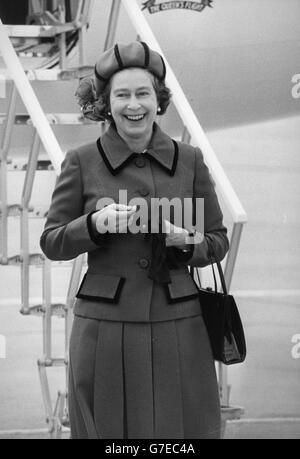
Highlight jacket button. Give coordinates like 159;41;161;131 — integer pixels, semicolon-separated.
139;188;150;197
139;258;149;269
135;157;146;168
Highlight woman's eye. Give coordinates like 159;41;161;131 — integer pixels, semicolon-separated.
138;91;149;97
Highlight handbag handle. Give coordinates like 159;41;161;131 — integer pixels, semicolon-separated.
206;235;228;296
190;235;228;296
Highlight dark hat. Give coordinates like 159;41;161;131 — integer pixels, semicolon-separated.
94;42;166;95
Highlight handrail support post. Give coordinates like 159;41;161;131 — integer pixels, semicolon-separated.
224;222;244;292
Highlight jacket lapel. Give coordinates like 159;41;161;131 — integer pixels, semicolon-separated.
97;123;178;176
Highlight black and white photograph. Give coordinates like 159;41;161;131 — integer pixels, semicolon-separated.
0;0;299;441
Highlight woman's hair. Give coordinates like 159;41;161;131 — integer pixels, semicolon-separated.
75;71;172;122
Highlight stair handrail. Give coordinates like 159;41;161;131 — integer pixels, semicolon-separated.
0;18;64;174
76;0;95;26
121;0;247;225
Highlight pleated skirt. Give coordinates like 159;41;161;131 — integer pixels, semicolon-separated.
68;314;221;439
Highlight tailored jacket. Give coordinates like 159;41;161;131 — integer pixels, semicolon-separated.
40;124;229;322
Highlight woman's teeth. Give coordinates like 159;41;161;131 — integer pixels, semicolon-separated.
124;114;146;121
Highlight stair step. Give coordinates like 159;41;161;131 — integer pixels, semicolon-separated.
20;303;66;318
0;113;98;126
7;160;53;171
0;203;34;216
37;358;66;368
221;405;244;421
18;43;59;59
1;66;94;81
0;204;48;218
5;24;77;38
0;253;45;266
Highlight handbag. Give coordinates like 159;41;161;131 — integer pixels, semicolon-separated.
190;239;246;365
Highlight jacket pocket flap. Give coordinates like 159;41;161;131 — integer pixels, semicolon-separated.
166;271;199;304
76;272;125;304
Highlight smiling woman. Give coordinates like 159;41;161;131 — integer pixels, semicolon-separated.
75;55;171;124
40;41;229;439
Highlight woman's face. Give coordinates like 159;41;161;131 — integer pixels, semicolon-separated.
109;68;159;143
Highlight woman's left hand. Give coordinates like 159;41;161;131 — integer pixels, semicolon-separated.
164;220;204;249
164;220;190;249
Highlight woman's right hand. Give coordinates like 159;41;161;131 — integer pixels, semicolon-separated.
92;203;137;234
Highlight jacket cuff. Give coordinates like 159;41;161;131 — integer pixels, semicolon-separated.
187;237;210;267
173;245;195;263
87;211;109;246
